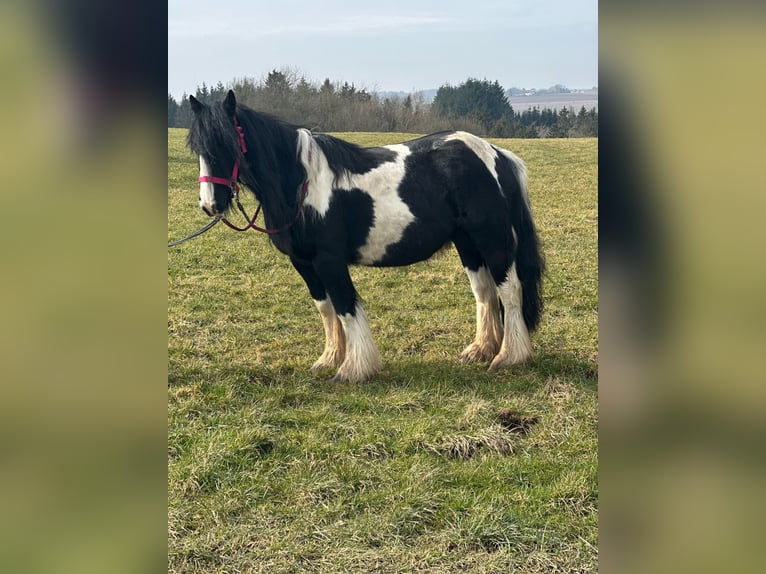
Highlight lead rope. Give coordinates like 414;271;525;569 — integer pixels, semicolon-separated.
167;217;221;247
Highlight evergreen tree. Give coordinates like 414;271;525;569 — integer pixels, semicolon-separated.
265;70;292;97
432;78;513;130
540;108;556;127
209;81;227;102
589;107;598;136
195;82;210;104
175;93;192;128
550;108;574;137
168;94;178;127
339;82;356;99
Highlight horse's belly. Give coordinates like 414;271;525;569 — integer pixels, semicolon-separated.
356;219;453;267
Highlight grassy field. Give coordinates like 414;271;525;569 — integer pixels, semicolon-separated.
168;128;598;573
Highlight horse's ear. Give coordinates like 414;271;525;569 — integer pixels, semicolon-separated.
223;90;237;116
189;95;204;114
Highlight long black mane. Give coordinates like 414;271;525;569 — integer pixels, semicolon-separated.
187;101;244;165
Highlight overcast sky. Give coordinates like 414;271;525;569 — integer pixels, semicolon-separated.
168;0;597;100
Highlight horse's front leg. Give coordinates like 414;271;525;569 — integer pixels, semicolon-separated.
312;298;346;371
290;257;345;371
312;253;381;383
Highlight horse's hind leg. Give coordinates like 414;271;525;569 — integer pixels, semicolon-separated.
453;231;503;363
461;229;533;370
490;261;533;370
312;254;382;383
290;258;345;371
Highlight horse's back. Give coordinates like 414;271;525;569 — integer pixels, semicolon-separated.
313;130;527;268
348;131;518;267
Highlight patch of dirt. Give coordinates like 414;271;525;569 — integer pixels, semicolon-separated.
496;409;540;435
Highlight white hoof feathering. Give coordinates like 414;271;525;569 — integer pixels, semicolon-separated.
334;303;381;382
461;266;503;363
489;263;533;370
312;299;346;370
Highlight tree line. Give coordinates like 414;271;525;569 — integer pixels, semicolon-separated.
168;70;597;138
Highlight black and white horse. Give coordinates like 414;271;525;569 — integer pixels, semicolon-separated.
187;91;544;383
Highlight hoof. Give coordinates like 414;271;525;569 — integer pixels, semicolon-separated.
488;351;530;372
330;371;370;384
488;354;511;372
460;342;499;363
331;359;381;384
311;351;345;372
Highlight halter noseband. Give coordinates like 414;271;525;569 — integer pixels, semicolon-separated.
198;114;309;235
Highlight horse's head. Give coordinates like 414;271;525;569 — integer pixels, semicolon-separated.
187;90;244;216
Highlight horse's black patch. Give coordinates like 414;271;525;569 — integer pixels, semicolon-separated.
314;134;396;183
300;188;375;264
373;137;456;266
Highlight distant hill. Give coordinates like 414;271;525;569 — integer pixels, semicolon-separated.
377;87;597;111
506;90;598;112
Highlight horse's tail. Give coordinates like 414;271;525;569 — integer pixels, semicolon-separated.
498;149;545;332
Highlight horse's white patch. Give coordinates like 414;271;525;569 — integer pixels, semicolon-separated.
491;263;532;368
198;156;215;211
297;129;415;265
297;129;336;216
461;266;503;362
445;131;502;193
312;298;346;370
336;303;381;382
351;144;414;264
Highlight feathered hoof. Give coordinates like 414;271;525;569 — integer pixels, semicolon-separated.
488;350;531;372
331;359;381;383
311;351;345;372
311;361;334;373
460;342;499;363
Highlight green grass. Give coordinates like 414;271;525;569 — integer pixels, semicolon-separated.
168;129;598;573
